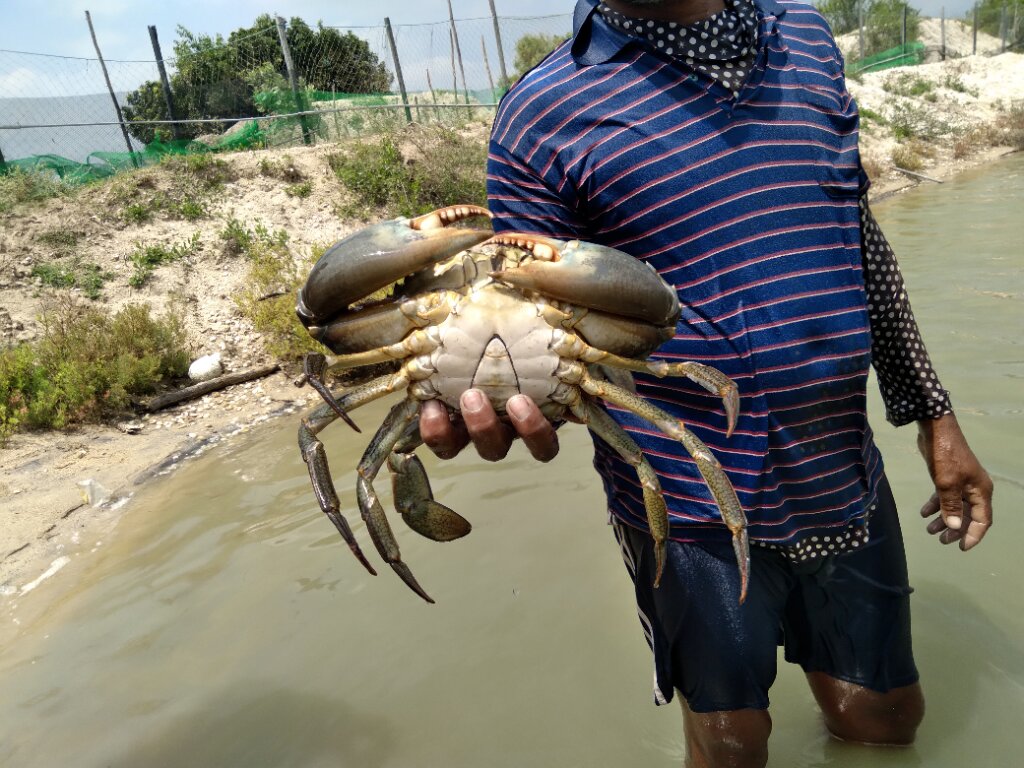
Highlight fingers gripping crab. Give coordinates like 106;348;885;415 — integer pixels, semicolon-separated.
295;204;749;604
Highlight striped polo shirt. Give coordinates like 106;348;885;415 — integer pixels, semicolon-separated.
487;0;885;546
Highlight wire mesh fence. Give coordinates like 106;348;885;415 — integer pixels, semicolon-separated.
0;3;1018;181
0;10;572;181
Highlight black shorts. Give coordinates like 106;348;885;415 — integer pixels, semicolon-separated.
612;475;919;713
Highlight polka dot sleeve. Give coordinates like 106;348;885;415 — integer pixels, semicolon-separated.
860;197;953;426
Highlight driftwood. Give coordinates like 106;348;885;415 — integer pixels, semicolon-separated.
894;166;944;184
143;364;281;413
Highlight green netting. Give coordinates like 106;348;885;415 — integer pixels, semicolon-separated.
0;120;270;185
850;42;926;74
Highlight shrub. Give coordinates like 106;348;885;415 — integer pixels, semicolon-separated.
127;233;201;287
234;236;324;363
0;168;72;214
32;259;114;299
0;299;190;441
329;125;488;218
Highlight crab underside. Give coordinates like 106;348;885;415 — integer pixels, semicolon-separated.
295;205;749;604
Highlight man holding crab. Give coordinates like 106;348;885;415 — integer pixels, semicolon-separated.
420;1;994;765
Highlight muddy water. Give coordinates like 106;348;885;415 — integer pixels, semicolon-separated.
1;155;1022;767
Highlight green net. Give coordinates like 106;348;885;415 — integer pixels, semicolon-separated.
850;42;926;74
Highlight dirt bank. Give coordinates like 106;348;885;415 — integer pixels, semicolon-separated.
1;53;1022;596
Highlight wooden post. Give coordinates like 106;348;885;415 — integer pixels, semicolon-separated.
902;4;907;50
384;17;412;124
940;8;946;61
449;29;458;102
275;16;312;145
147;25;181;140
426;69;441;122
488;0;509;87
1000;3;1008;52
447;0;471;113
858;0;864;61
481;35;496;101
973;5;978;55
85;10;138;166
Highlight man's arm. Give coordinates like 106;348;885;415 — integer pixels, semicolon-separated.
860;198;994;548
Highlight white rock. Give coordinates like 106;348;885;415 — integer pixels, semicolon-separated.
188;353;223;383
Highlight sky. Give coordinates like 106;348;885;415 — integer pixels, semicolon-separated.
1;0;981;61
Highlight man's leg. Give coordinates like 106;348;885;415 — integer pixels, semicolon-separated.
612;519;792;767
680;703;772;768
806;673;924;746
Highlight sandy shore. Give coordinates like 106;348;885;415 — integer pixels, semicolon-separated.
2;50;1022;597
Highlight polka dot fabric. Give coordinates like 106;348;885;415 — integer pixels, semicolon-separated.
598;0;758;97
594;1;954;559
860;199;953;426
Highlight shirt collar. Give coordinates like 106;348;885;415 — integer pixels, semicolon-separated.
571;0;787;66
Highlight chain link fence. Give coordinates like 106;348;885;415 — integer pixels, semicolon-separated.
0;11;572;179
1;3;1019;179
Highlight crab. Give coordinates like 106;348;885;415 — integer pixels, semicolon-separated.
295;204;749;604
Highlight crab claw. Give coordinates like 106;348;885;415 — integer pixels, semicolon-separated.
297;205;493;327
488;234;681;327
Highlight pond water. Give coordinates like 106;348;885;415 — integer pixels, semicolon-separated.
1;154;1022;767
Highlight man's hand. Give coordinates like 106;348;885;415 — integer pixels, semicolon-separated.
917;413;994;550
420;389;560;463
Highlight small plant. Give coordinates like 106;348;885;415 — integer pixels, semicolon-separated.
259;154;305;182
0;167;72;214
285;181;313;198
218;217;288;257
235;238;324;363
891;144;924;172
37;230;80;251
889;102;950;141
0;298;190;442
32;262;76;289
127;233;201;287
121;201;154;224
942;73;978;97
175;199;207;220
30;258;113;298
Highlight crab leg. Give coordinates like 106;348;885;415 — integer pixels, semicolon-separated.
579;370;750;604
299;369;413;574
570;399;670;588
552;333;739;437
356;398;436;603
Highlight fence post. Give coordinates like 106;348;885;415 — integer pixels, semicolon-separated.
447;0;472;115
488;0;509;87
275;16;312;146
481;35;496;100
147;25;181;140
902;4;907;49
858;0;864;61
940;8;946;60
973;5;978;55
384;17;413;124
1000;3;1008;52
85;11;139;167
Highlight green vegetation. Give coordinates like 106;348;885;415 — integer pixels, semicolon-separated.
817;0;920;58
285;181;313;198
0;300;190;442
231;223;323;362
127;233;202;287
258;155;305;182
36;230;80;251
970;0;1023;41
218;217;288;257
891;143;925;172
0;168;73;214
112;154;233;224
329;126;487;218
507;33;567;84
883;73;934;98
32;260;113;300
121;15;392;144
889;102;950;141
